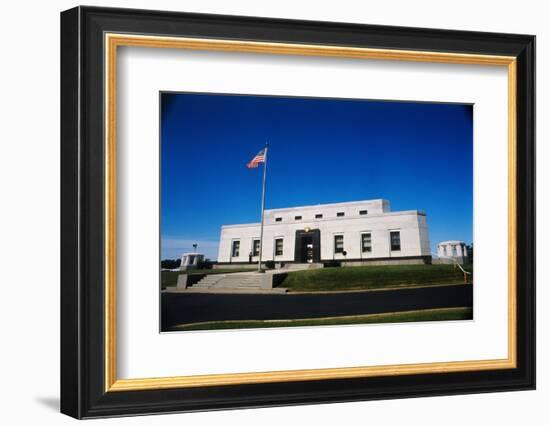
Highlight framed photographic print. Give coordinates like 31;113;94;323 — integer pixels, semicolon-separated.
60;6;535;419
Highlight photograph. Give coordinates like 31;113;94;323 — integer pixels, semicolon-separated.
57;4;536;419
160;92;474;332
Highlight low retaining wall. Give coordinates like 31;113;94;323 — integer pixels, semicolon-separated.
432;257;469;265
341;256;432;267
269;272;288;288
176;273;206;289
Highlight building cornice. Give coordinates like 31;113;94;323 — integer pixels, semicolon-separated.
221;209;425;229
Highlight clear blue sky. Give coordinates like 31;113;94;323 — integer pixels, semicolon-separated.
161;92;473;260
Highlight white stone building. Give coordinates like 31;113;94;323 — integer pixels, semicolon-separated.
436;240;469;264
179;253;205;270
216;199;431;266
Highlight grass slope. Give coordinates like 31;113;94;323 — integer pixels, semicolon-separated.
171;307;473;331
282;264;473;292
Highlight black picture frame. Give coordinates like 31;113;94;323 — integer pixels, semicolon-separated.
61;6;535;419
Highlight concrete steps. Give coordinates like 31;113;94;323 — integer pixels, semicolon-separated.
188;272;274;292
165;265;327;295
192;274;226;288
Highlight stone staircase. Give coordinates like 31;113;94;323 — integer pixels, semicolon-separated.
190;273;261;290
165;264;325;294
185;272;287;294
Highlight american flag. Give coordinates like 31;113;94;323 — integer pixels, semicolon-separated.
246;148;266;169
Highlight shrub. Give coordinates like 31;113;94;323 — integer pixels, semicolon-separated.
197;260;214;270
161;259;181;269
265;260;275;269
323;260;341;268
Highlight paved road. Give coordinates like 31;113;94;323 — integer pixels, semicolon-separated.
161;284;473;330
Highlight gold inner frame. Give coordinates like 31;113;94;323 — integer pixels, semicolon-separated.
104;33;517;392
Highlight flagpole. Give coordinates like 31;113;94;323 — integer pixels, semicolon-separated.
258;143;268;273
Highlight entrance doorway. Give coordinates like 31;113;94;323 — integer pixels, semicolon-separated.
294;229;321;263
301;236;313;263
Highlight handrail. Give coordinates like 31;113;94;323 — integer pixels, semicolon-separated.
455;261;472;275
432;252;472;283
453;260;472;283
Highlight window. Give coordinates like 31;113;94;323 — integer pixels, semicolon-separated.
390;231;401;251
334;235;344;253
275;238;284;256
315;213;323;219
361;233;372;253
295;215;302;220
336;212;345;217
359;210;368;215
275;217;282;222
252;239;260;256
231;240;240;257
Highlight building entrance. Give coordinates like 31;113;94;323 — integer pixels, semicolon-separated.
294;229;320;263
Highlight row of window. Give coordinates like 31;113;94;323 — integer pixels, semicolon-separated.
230;231;401;257
231;238;285;257
274;209;368;222
334;231;401;253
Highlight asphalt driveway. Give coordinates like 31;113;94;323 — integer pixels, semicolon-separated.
161;283;473;330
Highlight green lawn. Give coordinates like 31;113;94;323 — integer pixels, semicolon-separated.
282;264;473;292
170;307;473;331
161;268;254;287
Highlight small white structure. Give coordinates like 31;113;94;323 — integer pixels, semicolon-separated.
217;199;431;267
437;241;469;264
179;253;205;270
